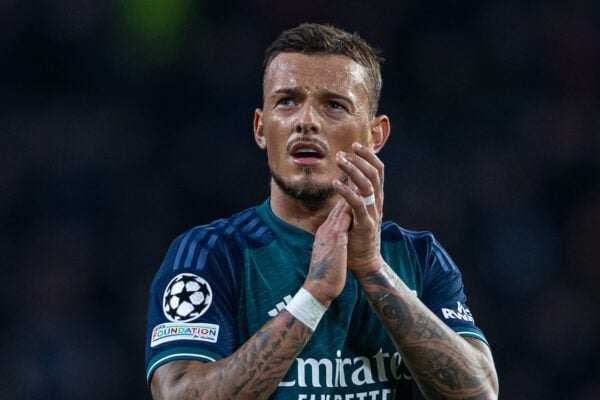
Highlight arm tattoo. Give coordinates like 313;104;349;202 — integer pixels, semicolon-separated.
361;264;497;399
152;311;312;400
215;314;311;399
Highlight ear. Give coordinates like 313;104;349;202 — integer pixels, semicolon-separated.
253;108;267;150
369;114;391;153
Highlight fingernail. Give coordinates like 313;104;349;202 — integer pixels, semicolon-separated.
353;142;363;149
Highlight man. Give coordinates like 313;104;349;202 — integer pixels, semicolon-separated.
145;23;499;399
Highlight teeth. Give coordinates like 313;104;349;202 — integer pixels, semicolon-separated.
296;149;317;155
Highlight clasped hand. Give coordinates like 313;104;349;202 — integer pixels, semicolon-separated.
304;142;385;306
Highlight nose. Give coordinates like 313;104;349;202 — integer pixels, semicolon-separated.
295;102;321;134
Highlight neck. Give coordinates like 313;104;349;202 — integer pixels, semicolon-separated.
269;180;338;235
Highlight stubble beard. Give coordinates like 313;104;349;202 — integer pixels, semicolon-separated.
271;167;348;203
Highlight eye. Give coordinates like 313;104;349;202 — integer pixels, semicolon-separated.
277;97;295;107
327;101;346;111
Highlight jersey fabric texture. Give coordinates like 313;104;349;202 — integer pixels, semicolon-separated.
145;199;488;399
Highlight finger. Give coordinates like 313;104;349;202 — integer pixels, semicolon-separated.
352;142;385;187
333;179;369;219
337;202;353;230
347;180;375;210
326;200;353;231
350;144;385;209
327;199;344;220
344;151;381;192
336;152;375;197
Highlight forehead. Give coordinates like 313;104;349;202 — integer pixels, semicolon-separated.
264;53;369;99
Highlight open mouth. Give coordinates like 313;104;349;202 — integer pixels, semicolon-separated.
290;142;325;166
293;148;321;158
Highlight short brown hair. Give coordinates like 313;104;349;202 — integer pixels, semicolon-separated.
264;23;384;116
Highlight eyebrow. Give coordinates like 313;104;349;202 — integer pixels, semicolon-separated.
272;87;355;105
272;87;304;98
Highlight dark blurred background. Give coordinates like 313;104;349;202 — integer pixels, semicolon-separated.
1;0;598;399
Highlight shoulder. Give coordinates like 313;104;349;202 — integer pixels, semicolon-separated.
381;220;437;250
154;206;276;279
381;221;458;273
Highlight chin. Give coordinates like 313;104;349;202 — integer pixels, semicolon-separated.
271;170;335;202
271;168;348;203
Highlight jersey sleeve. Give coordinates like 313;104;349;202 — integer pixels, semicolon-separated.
145;227;242;383
419;235;489;346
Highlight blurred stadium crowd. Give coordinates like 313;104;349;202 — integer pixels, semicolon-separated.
0;0;598;399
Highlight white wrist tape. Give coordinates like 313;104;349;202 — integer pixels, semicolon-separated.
285;288;328;331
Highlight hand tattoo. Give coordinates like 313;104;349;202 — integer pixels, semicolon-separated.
308;248;334;281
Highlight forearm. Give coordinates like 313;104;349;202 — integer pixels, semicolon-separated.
357;262;499;399
151;310;312;400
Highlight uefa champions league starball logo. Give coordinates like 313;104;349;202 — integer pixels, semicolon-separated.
162;273;213;322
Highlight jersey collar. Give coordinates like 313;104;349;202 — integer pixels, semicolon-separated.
255;198;315;250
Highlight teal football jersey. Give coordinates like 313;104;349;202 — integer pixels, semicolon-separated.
146;199;488;399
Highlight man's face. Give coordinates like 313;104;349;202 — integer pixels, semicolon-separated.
255;52;375;202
